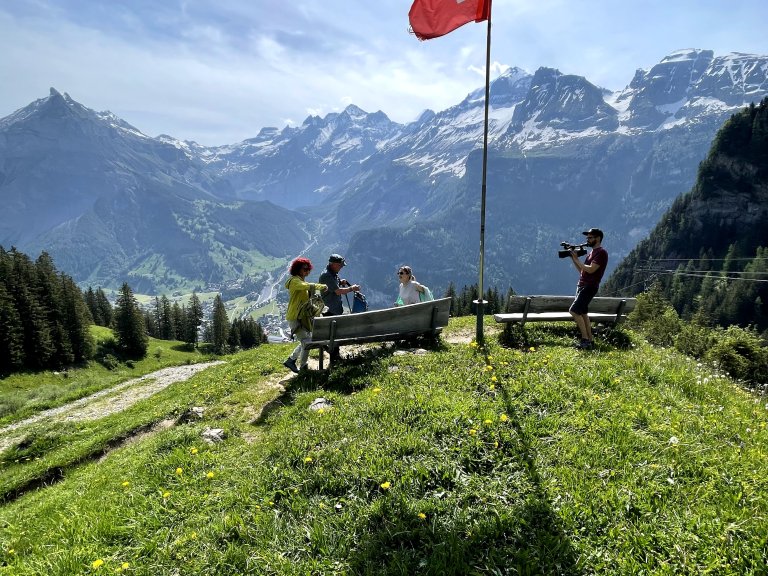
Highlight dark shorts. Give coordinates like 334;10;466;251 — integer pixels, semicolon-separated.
569;285;598;315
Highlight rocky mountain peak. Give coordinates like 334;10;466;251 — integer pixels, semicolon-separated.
509;67;618;133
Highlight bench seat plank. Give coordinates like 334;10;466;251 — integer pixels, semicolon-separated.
494;295;637;326
302;298;451;369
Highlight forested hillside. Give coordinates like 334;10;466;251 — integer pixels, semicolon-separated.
604;98;768;334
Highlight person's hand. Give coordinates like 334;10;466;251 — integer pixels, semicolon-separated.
319;284;328;292
351;284;360;292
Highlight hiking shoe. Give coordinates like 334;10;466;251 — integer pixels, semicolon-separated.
283;358;299;374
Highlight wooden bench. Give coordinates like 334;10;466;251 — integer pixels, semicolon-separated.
493;295;637;328
304;298;452;369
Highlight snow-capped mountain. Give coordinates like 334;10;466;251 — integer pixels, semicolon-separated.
1;50;766;300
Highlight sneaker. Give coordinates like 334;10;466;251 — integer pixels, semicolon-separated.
576;339;594;350
282;358;299;374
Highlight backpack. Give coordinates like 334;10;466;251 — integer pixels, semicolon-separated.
351;291;368;313
295;287;326;334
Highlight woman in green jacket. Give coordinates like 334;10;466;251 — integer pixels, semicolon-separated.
283;257;327;373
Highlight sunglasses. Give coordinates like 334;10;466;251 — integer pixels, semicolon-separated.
398;271;408;276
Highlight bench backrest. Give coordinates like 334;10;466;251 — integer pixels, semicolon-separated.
312;298;452;341
506;295;637;315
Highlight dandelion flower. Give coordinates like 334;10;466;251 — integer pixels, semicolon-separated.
163;491;171;499
500;414;508;422
120;562;130;570
483;419;493;425
491;375;497;382
92;559;104;568
373;387;381;393
304;457;313;463
469;429;477;436
176;467;183;476
529;346;536;352
418;513;426;520
380;481;391;490
190;447;199;455
121;481;130;487
206;471;215;479
489;384;495;390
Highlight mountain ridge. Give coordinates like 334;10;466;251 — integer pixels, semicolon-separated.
1;49;767;304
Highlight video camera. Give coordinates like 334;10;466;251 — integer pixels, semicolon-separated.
558;241;588;258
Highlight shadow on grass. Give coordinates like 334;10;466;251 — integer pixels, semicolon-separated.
343;341;583;576
499;322;633;351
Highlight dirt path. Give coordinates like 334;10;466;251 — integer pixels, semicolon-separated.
0;361;224;452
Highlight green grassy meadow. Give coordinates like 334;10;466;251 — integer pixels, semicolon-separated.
0;318;766;575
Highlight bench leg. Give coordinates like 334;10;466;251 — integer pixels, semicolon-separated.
318;348;324;371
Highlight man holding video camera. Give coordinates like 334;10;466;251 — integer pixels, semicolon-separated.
568;228;608;350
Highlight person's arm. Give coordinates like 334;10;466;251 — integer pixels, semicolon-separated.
569;252;601;275
289;279;327;293
335;281;359;295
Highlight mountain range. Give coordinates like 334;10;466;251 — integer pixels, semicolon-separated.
1;49;766;306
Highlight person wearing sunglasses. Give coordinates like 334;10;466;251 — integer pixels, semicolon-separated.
568;228;608;350
283;257;327;373
394;265;427;306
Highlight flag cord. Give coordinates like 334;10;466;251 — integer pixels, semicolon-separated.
475;1;492;345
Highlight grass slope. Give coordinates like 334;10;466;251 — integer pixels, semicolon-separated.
0;318;766;575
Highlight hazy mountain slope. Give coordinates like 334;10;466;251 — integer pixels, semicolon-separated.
0;89;309;293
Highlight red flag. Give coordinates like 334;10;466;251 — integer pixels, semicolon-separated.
409;0;490;41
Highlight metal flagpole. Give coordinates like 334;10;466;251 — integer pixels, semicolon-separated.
475;2;493;345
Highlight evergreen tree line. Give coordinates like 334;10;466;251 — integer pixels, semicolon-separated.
654;244;768;336
1;247;267;376
0;247;93;374
443;282;516;317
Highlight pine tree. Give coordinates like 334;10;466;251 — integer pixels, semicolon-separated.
210;294;229;355
84;287;99;325
8;249;55;370
113;282;148;359
160;295;175;340
59;275;94;363
0;282;25;373
171;302;185;341
185;292;204;348
94;288;113;327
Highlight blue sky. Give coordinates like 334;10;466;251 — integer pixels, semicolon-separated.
1;0;765;146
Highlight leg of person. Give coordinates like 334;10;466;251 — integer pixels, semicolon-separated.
283;320;302;373
569;286;597;348
294;325;312;370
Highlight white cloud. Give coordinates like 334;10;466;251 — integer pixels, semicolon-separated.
1;0;766;145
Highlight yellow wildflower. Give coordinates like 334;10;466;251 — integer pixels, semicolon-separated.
483;419;493;425
121;481;130;488
469;429;477;435
190;447;198;455
380;481;391;490
418;513;426;520
304;457;313;463
491;375;497;382
92;559;104;569
500;414;508;422
373;387;382;393
206;471;215;479
175;467;183;476
163;491;171;499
